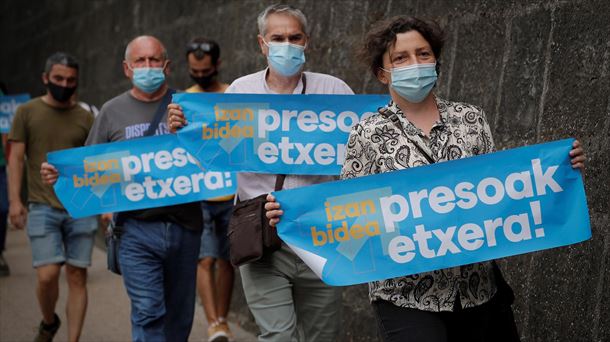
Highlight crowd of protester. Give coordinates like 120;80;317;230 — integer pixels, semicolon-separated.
3;3;586;342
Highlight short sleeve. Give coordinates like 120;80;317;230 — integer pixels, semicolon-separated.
85;108;109;146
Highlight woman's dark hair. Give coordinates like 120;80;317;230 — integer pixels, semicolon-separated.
360;16;444;76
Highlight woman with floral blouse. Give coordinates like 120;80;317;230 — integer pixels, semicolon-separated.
265;15;585;342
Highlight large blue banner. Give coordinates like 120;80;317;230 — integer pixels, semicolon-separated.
0;93;30;133
273;139;591;286
174;93;390;175
48;134;237;218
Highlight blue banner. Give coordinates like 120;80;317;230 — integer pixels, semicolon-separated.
48;134;237;218
273;139;591;286
174;93;390;175
0;93;30;133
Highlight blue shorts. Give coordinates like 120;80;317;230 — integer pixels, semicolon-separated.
199;200;233;260
26;203;98;268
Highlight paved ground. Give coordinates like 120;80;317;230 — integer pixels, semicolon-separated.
0;228;256;342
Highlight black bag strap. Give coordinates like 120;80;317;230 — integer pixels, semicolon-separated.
300;73;307;94
231;74;306;204
144;89;176;137
274;175;286;191
378;106;436;164
235;76;303;201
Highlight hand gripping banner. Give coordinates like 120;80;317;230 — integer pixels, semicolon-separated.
48;134;237;218
173;93;390;175
273;139;591;286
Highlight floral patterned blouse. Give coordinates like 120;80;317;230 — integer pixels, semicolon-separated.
340;97;497;312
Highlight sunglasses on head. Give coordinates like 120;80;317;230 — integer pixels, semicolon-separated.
187;42;213;53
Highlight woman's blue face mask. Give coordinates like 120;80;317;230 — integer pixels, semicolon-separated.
383;63;437;103
264;40;306;77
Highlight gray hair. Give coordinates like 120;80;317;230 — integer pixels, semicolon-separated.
257;4;309;36
124;35;168;62
44;52;79;74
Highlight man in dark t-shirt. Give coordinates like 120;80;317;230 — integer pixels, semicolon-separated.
9;52;96;342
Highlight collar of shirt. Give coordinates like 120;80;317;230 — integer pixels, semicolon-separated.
262;67;306;94
386;96;449;139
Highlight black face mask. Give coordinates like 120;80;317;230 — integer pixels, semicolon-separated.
47;81;77;103
190;70;218;90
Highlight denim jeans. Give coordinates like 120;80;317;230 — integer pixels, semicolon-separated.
119;219;201;342
26;203;97;267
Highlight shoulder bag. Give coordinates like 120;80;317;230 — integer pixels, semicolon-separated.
228;175;285;267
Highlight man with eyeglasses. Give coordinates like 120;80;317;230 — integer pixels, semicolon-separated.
224;5;353;341
167;4;353;341
184;37;235;342
45;35;204;341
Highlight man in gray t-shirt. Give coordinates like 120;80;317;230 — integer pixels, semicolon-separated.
73;36;202;341
85;91;170;142
86;90;202;230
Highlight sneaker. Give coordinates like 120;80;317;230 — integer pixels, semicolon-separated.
207;321;229;342
219;322;234;342
34;313;61;342
0;254;9;277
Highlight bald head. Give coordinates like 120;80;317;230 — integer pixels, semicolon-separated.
122;35;171;97
124;35;168;63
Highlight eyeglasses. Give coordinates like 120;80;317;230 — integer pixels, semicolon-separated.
186;42;213;53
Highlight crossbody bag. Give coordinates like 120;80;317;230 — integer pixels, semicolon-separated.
227;175;285;267
227;75;307;267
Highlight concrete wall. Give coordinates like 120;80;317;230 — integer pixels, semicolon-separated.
1;0;608;341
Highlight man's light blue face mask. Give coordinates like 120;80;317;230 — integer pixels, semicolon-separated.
129;62;167;93
264;40;306;77
382;63;437;103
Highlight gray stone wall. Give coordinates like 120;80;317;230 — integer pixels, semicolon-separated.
1;1;608;341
